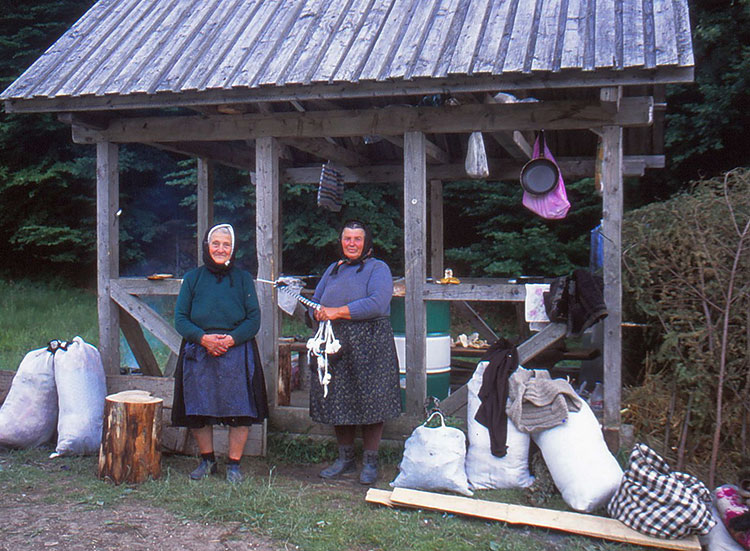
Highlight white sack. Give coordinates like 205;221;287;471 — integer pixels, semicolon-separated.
391;412;473;496
465;132;490;179
465;361;534;490
51;337;106;457
0;347;57;449
700;503;745;551
532;399;622;512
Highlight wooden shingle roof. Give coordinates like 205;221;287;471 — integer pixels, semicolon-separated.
2;0;694;113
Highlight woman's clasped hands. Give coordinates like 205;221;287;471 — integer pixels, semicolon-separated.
200;333;235;357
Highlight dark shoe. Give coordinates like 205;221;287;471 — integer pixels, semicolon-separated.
320;445;356;479
359;450;379;485
190;459;217;480
226;464;243;484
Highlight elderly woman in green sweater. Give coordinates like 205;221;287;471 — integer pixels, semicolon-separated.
172;223;268;483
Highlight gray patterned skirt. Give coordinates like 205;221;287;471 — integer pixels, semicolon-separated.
310;317;401;425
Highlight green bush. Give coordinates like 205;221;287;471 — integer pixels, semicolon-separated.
622;168;750;480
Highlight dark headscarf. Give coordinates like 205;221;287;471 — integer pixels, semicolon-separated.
202;223;236;284
331;219;373;275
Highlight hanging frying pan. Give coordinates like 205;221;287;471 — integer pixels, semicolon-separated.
520;131;560;195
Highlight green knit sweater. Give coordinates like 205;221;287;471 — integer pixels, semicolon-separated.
174;266;260;345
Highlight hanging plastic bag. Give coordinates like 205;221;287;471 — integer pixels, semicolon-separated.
465;132;490;179
391;411;473;496
51;336;107;457
0;345;57;449
521;134;571;219
276;277;305;316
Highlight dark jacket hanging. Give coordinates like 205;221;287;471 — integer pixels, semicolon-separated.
474;338;519;458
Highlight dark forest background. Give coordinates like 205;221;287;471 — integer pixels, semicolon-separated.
1;0;748;285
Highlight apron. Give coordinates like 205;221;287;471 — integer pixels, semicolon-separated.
182;341;257;418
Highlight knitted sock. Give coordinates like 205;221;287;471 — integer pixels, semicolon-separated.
202;452;216;463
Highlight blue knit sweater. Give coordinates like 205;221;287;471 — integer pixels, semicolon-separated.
312;258;393;319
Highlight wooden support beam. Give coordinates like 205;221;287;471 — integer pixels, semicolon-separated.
384;136;451;164
371;488;701;551
70;98;654;144
118;306;161;376
440;323;567;416
600;88;624;450
109;280;182;355
144;140;255;171
256;137;281;407
115;277;182;296
403;131;427;416
429;180;444;279
484;93;533;160
283;137;368;165
196;157;214;262
97;142;120;374
453;301;498;342
423;281;526;302
281;155;664;185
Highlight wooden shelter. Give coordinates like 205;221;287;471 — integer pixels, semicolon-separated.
1;0;694;449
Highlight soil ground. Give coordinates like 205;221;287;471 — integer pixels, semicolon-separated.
0;457;381;551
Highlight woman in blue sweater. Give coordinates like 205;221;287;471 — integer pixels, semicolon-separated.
311;220;400;485
172;224;268;483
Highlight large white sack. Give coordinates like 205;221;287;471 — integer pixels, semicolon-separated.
532;399;622;512
0;348;57;449
465;361;534;490
391;411;473;496
51;337;106;457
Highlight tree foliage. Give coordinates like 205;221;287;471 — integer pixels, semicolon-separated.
622;168;750;479
442;177;603;277
662;0;750;184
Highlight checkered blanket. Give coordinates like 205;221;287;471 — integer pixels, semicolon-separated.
607;443;715;538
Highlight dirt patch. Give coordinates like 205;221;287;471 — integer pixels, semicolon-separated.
1;496;284;551
0;457;397;551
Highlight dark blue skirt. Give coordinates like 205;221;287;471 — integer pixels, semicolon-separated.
171;339;268;428
310;317;401;425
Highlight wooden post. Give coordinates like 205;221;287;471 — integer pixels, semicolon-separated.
118;307;161;376
601;90;624;450
429;179;444;280
97;142;120;374
256;137;281;407
98;390;162;484
404;131;427;416
196;157;214;262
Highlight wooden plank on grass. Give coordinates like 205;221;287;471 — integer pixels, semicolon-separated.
365;488;395;507
386;488;701;551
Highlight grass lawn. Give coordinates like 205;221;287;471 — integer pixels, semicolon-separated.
0;443;653;551
0;279;99;371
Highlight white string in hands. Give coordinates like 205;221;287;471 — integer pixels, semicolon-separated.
306;320;340;398
255;277;340;396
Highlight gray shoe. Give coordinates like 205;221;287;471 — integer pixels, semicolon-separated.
359;450;379;485
320;445;356;479
190;459;217;480
226;464;243;483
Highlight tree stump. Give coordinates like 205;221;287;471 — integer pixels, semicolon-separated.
98;390;163;484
